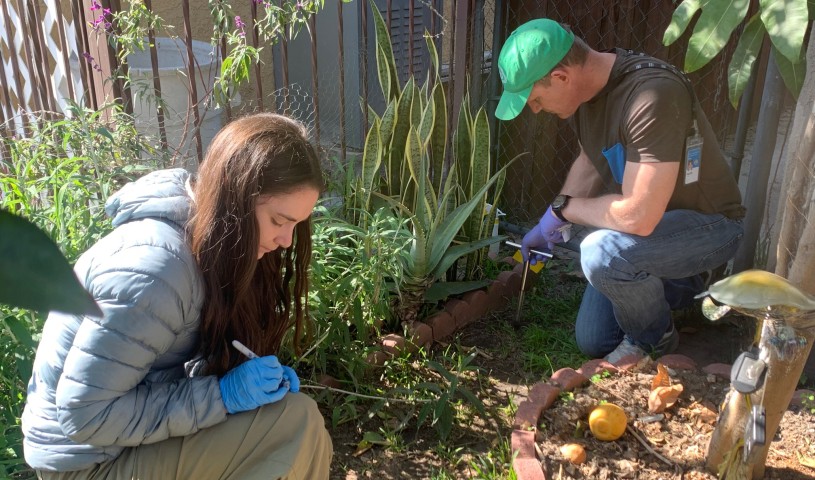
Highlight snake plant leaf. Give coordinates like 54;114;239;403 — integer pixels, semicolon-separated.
685;0;750;73
361;117;382;214
405;128;432;236
663;0;703;46
376;44;393;101
380;99;397;142
728;14;765;107
425;31;440;82
389;77;415;195
425;279;492;303
429;83;447;195
759;0;808;64
773;44;806;100
0;210;102;317
463;108;491;239
371;6;400;102
418;93;435;147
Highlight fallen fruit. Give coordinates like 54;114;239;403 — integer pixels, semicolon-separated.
589;403;627;441
559;443;587;464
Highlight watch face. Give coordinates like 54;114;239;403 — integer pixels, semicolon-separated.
553;195;567;209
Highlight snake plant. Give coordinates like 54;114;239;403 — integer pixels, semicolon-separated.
349;6;517;324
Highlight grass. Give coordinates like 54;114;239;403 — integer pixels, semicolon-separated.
325;259;589;479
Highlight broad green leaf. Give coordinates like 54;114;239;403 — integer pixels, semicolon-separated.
759;0;808;63
685;0;750;72
773;44;806;99
663;0;704;46
424;279;493;303
425;31;440;82
427;165;509;273
431;235;507;278
728;14;765;107
4;316;37;350
0;210;101;317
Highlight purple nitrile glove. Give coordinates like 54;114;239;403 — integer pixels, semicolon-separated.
521;206;568;264
219;355;290;414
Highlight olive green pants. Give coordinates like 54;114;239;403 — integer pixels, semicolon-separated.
38;393;332;480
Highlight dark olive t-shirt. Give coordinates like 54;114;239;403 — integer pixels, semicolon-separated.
573;48;744;219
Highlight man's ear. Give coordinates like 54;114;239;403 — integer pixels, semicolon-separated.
550;68;569;84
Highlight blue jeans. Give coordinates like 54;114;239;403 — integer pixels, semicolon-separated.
574;210;744;358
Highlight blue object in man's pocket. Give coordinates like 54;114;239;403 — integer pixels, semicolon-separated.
602;143;626;184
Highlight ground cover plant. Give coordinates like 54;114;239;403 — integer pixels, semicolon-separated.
0;105;166;478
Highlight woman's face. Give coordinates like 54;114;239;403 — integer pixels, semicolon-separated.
254;187;320;259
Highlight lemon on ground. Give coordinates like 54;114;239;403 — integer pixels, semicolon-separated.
588;403;627;441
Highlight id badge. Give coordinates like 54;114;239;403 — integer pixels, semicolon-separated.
684;124;702;185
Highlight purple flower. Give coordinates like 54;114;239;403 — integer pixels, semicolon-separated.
296;1;305;10
234;15;246;37
90;0;102;11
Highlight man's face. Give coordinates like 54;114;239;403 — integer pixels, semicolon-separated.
525;74;578;119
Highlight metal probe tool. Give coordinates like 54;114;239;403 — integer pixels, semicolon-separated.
505;241;553;326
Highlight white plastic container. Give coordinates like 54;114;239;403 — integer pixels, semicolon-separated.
127;37;221;170
484;203;506;258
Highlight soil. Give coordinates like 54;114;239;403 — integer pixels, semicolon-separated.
536;357;815;479
324;277;815;479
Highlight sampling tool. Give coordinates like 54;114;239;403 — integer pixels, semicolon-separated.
505;241;552;326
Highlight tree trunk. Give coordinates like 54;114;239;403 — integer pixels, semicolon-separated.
706;22;815;478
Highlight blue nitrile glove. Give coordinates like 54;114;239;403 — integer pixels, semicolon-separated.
219;355;290;414
521;206;568;264
281;365;300;393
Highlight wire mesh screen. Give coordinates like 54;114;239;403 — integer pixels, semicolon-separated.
473;0;740;226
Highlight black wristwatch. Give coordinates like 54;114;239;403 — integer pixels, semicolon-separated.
551;194;571;222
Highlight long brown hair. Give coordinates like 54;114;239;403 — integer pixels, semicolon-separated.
189;113;323;376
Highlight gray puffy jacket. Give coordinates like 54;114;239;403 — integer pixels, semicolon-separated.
22;169;227;472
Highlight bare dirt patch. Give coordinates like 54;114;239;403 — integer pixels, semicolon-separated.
536;358;815;479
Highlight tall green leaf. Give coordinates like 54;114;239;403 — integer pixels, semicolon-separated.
0;210;101;317
685;0;750;72
759;0;808;64
371;6;400;102
773;44;806;99
728;14;766;107
389;78;415;195
361;118;382;215
663;0;704;46
425;31;440;82
376;44;393;101
429;83;447;195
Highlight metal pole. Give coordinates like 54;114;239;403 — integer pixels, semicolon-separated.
732;50;786;273
729;57;760;180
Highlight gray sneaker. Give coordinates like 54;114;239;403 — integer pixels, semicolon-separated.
604;324;680;365
604;338;645;364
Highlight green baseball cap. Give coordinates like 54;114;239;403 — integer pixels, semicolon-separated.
495;19;574;120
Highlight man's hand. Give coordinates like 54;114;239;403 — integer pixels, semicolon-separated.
521;206;568;264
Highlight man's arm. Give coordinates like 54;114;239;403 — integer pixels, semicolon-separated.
560;148;605;198
560;160;678;236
